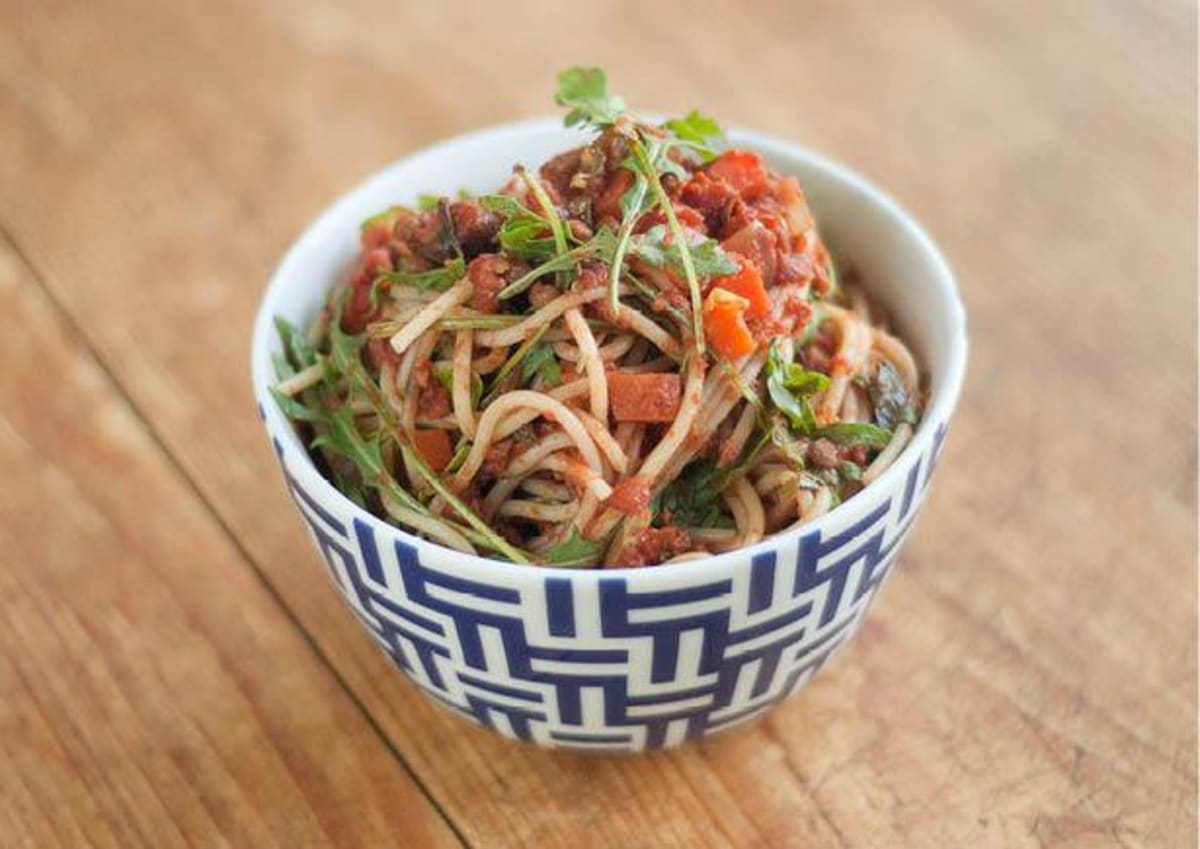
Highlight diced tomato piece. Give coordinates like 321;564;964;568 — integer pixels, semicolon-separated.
606;476;651;515
707;149;770;199
711;259;770;319
412;429;453;471
703;287;757;359
607;372;683;423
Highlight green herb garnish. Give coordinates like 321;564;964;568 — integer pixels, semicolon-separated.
815;422;893;448
521;343;564;387
554;67;625;129
765;341;830;435
544;528;603;566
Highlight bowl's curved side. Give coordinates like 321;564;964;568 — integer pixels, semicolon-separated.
251;119;966;750
268;406;945;749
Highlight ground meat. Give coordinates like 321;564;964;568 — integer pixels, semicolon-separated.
467;254;514;314
807;438;840;469
539;148;584;201
615;527;694;567
567;218;594;242
605;476;651;515
528;281;559;309
680;171;736;233
416;384;451;419
366;336;401;371
801;322;838;373
593;169;632;225
393;208;446;264
779;293;814;337
480;439;514;479
634;203;707;235
840;444;870;466
450;200;501;257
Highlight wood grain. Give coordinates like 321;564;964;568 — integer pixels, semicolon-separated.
0;0;1195;847
0;241;463;846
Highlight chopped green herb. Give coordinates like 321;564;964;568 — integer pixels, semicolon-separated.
838;460;863;481
374;257;467;294
652;459;735;528
521;343;563;387
544;528;603;566
765;341;830;435
663;110;725;161
816;422;893;448
554;67;625;129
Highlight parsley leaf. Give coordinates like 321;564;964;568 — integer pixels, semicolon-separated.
544;529;602;566
765;341;830;435
664;110;725;161
521;343;563;387
555;67;625;129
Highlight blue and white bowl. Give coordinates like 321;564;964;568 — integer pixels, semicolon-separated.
251;120;968;752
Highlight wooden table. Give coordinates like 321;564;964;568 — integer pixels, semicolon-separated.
1;1;1194;846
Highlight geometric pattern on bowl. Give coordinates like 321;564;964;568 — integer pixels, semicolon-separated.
272;422;946;752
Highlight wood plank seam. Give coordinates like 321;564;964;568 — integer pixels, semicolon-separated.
0;222;475;849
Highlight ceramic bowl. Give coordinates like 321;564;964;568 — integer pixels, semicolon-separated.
250;119;967;751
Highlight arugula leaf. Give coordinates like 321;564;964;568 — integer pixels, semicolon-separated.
544;528;602;566
664;110;725;161
838;460;863;481
607;166;652;312
374;257;467;293
555;67;625;129
631;224;737;280
652;459;735;528
816;422;893;448
498;227;618;299
629;137;707;354
478;194;530;218
868;361;918;430
274;316;318;371
765;341;830;435
521;343;563;387
269;386;324;423
311;404;386;480
519;168;570;282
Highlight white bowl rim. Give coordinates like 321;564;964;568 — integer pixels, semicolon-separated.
251;116;968;582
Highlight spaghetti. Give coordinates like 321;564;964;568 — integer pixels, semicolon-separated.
270;68;925;567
